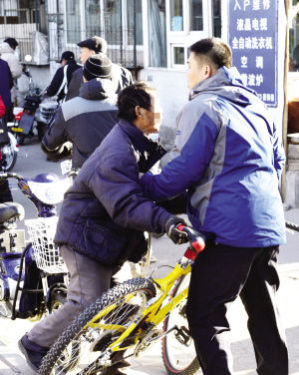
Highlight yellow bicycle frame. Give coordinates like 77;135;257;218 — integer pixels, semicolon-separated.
85;259;193;353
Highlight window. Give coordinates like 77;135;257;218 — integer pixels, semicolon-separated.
170;0;183;31
103;0;121;45
85;0;101;37
290;10;299;72
66;0;81;44
148;0;167;67
212;0;221;37
127;0;143;45
190;0;203;31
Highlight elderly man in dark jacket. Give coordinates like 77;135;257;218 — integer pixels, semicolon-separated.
19;82;186;373
42;53;118;169
66;35;133;101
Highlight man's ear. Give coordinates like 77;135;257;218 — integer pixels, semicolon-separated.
135;106;143;118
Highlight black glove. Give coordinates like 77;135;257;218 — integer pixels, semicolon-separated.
165;216;188;245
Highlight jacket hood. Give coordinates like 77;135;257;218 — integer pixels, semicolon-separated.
0;42;15;55
190;66;259;107
79;78;116;101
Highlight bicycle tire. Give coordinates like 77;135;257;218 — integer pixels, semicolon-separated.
161;275;201;375
0;133;18;171
39;277;156;375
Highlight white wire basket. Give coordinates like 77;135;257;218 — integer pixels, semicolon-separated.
25;216;67;274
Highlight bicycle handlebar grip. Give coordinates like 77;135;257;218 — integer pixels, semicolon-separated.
177;225;206;260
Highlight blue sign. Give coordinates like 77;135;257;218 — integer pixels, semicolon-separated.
228;0;278;107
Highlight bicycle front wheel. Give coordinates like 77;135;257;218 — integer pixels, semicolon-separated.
39;277;156;375
162;275;201;375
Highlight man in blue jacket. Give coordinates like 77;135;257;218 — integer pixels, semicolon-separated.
141;38;288;374
18;82;186;374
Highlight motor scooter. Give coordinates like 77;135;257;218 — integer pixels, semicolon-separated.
0;171;72;320
10;55;58;145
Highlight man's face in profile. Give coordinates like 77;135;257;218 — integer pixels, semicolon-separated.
136;93;162;135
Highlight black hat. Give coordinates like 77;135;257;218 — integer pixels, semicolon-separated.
4;37;18;49
60;51;75;63
77;36;107;54
83;53;112;81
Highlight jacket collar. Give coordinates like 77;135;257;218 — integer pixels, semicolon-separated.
118;119;153;153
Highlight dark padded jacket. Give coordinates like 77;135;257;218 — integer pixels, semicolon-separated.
42;79;118;169
65;64;133;101
46;60;81;102
0;59;13;109
54;119;172;266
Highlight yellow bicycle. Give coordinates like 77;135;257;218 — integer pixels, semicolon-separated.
39;225;205;375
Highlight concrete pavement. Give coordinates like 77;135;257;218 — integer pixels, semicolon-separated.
1;208;299;374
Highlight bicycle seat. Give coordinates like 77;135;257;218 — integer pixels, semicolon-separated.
0;202;25;224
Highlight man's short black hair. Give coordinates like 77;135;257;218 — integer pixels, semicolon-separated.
190;38;232;69
117;82;155;123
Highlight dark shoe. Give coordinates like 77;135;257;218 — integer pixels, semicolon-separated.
18;334;49;371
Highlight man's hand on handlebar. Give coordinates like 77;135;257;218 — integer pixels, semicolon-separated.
165;216;189;245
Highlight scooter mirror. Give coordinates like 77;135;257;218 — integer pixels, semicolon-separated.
24;54;32;63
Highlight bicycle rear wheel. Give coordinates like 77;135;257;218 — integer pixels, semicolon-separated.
162;275;201;375
39;277;156;375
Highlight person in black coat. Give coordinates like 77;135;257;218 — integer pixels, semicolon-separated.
65;36;133;101
45;51;81;102
19;82;186;373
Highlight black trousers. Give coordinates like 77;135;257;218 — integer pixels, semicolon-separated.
186;242;288;375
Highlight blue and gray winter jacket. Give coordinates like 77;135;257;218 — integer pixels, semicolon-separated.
141;67;286;247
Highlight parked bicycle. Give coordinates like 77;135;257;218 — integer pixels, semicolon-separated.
39;225;206;375
0;171;72;321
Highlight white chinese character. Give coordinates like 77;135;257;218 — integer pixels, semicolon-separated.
244;18;251;31
263;93;267;101
258;37;266;49
241;56;248;68
266;93;271;101
243;0;251;11
252;37;259;49
265;37;273;49
252;18;259;30
232;37;239;49
256;56;264;68
248;74;256;86
255;74;263;86
257;94;262;100
245;37;252;49
260;18;268;31
234;0;242;10
239;37;245;49
241;73;248;85
270;94;274;102
252;0;260;10
263;0;270;10
237;18;244;30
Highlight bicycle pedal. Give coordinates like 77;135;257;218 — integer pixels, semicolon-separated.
174;326;191;346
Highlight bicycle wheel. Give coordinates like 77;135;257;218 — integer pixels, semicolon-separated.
1;133;18;171
162;275;201;375
39;277;156;375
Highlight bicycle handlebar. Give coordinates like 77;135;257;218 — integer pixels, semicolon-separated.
177;224;206;261
0;172;23;181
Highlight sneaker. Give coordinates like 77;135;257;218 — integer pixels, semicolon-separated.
18;334;49;372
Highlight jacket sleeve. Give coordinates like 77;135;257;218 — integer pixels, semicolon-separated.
272;121;285;181
42;107;68;152
88;149;172;233
46;67;64;97
8;55;22;79
141;113;219;201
